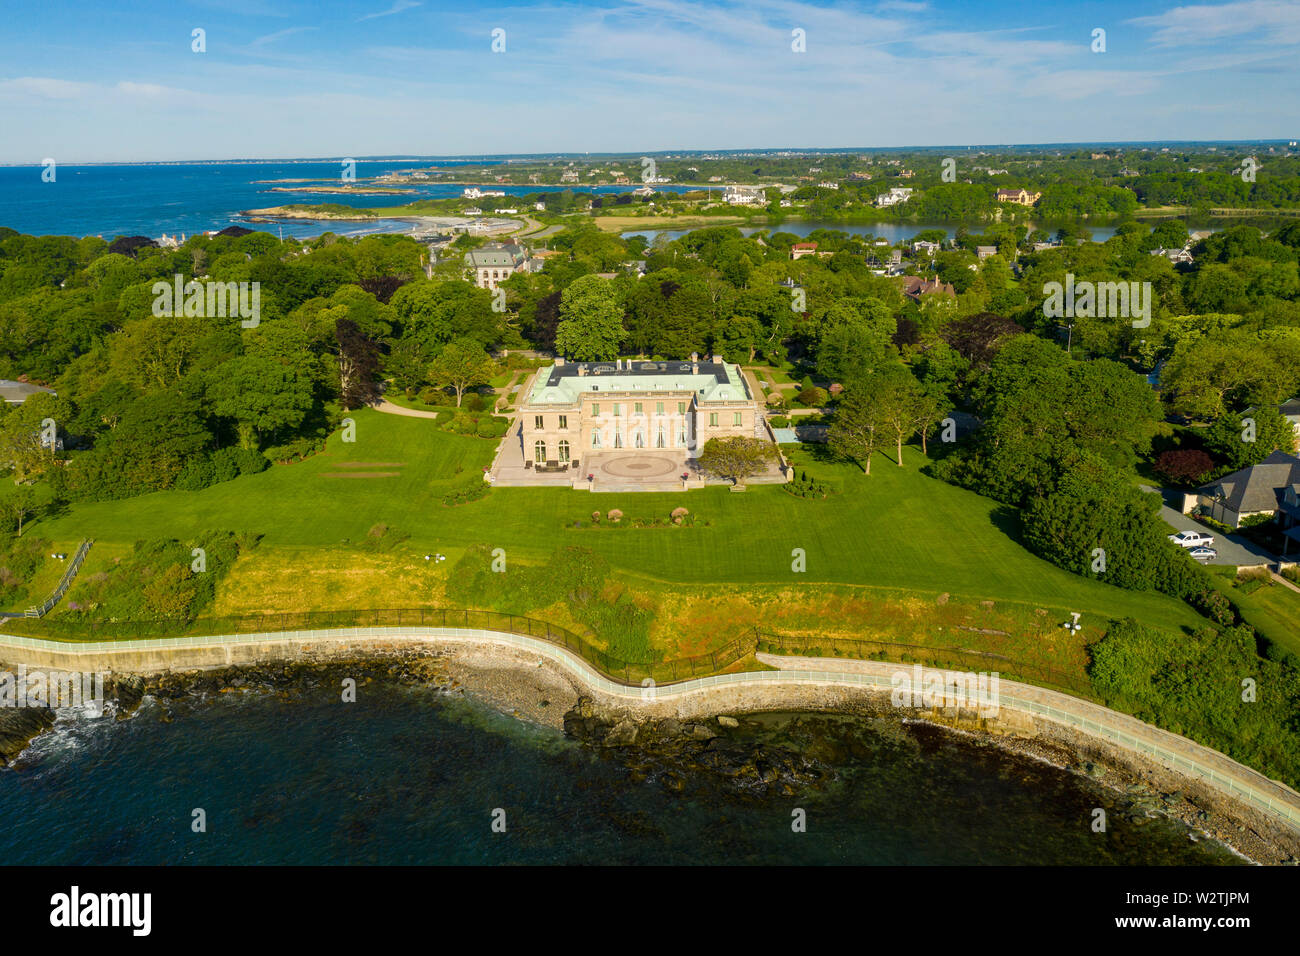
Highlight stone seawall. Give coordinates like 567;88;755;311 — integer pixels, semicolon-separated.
3;626;1299;845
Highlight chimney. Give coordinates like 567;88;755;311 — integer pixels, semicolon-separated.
577;365;587;377
710;354;721;364
691;362;699;374
690;352;698;362
555;356;565;367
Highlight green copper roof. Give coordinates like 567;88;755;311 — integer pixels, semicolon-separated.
525;361;751;406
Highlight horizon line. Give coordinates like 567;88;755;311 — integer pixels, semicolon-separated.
2;138;1295;167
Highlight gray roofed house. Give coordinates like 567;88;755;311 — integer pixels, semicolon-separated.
1196;450;1300;528
465;243;529;290
0;380;56;404
1279;398;1300;437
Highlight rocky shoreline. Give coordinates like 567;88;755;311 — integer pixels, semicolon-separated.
2;645;1297;864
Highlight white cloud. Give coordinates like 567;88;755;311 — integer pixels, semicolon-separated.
357;1;422;22
1128;0;1300;48
251;26;318;47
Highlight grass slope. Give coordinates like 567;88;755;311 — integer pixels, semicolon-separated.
30;409;1203;635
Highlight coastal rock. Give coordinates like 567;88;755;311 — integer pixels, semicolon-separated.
717;715;740;728
604;719;639;747
0;707;56;766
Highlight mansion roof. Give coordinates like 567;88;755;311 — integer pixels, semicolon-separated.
525;360;751;406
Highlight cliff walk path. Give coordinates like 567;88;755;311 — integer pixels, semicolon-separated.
0;623;1297;833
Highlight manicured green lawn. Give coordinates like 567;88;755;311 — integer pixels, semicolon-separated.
31;409;1202;632
1211;573;1300;659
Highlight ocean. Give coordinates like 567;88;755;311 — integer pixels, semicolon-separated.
0;682;1240;865
0;159;690;241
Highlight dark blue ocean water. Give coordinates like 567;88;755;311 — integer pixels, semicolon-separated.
0;683;1242;865
0;159;688;240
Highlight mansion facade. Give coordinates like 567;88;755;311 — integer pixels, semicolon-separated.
516;357;762;470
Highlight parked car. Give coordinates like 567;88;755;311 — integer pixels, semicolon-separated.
1169;530;1215;548
1188;547;1218;563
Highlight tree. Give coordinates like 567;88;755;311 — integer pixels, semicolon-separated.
0;394;62;484
941;312;1023;370
1023;453;1196;593
1153;449;1215;486
335;318;383;410
696;436;777;487
208;356;314;450
829;388;885;475
554;275;624;361
1203;407;1298;471
0;484;39;537
428;339;496;407
866;365;928;466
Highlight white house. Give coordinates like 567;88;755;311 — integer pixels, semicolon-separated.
874;187;913;208
723;185;766;205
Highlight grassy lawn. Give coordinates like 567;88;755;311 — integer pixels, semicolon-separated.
1208;568;1300;659
24;410;1205;656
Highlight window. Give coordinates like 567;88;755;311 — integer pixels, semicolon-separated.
635;431;644;448
678;401;686;414
709;413;718;427
678;425;687;446
614;430;623;448
734;412;743;426
558;440;570;463
614;403;621;417
635;402;643;414
534;415;544;430
533;441;547;464
592;404;599;416
558;415;568;429
656;402;664;415
656;427;665;448
592;431;601;447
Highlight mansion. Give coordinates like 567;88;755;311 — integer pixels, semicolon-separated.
497;357;775;488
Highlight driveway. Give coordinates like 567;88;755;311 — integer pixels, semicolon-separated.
1141;484;1275;567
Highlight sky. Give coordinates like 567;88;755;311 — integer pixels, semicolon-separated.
0;0;1297;162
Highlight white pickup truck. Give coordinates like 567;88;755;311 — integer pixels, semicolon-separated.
1168;530;1215;549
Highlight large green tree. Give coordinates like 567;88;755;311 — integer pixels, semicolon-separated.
554;275;625;361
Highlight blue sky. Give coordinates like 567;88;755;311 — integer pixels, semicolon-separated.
1;0;1297;162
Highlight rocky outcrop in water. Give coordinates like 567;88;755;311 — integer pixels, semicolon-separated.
0;707;56;766
563;696;842;798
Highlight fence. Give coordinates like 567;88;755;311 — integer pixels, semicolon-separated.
23;540;93;618
8;607;755;687
2;623;1296;829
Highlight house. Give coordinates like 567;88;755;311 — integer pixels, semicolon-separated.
995;188;1041;206
1195;450;1300;528
512;356;767;473
631;186;655;197
874;187;913;208
0;380;56;405
976;245;998;260
790;242;820;260
1118;167;1140;177
899;275;956;303
1279;398;1300;440
465;243;529;290
1151;246;1194;264
911;239;942;256
723;185;766;206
